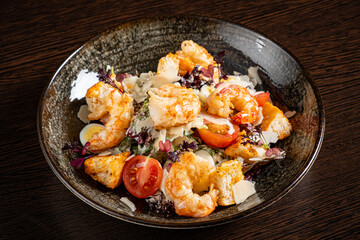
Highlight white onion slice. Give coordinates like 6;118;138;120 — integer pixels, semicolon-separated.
77;105;90;124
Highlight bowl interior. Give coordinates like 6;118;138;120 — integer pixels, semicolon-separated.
38;16;324;228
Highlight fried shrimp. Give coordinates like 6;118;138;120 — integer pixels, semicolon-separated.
156;40;220;80
153;53;182;88
148;84;201;129
207;83;259;124
86;82;134;152
176;40;220;80
179;40;214;68
157;53;180;75
165;152;218;218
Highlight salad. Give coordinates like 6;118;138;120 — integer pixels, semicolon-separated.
63;40;292;218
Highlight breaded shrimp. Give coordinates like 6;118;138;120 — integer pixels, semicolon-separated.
165;152;218;218
86;82;134;152
207;83;259;124
148;84;201;129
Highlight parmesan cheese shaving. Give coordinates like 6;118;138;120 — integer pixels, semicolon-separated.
262;130;279;144
195;150;215;166
254;147;267;157
77;105;91;124
120;197;136;212
167;116;204;140
285;110;297;118
160;163;173;201
135;117;155;133
151;70;180;88
194;85;215;103
232;180;256;204
198;112;235;134
97;150;112;156
224;75;254;89
248;66;262;86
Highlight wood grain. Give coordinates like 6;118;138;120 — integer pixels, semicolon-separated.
1;0;359;239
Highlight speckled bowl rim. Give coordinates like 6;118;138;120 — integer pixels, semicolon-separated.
37;15;325;229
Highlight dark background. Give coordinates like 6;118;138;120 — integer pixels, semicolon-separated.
1;0;359;239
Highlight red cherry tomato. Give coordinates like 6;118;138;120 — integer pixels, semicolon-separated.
197;120;240;148
255;92;270;106
122;155;163;198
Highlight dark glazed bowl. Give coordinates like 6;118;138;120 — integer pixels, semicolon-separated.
38;16;325;228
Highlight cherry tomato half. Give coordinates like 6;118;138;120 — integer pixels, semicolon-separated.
122;155;163;198
197;120;240;148
255;92;270;107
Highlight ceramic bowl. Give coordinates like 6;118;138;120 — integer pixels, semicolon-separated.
38;16;325;228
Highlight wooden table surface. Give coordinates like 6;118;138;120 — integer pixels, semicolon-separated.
1;0;359;239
